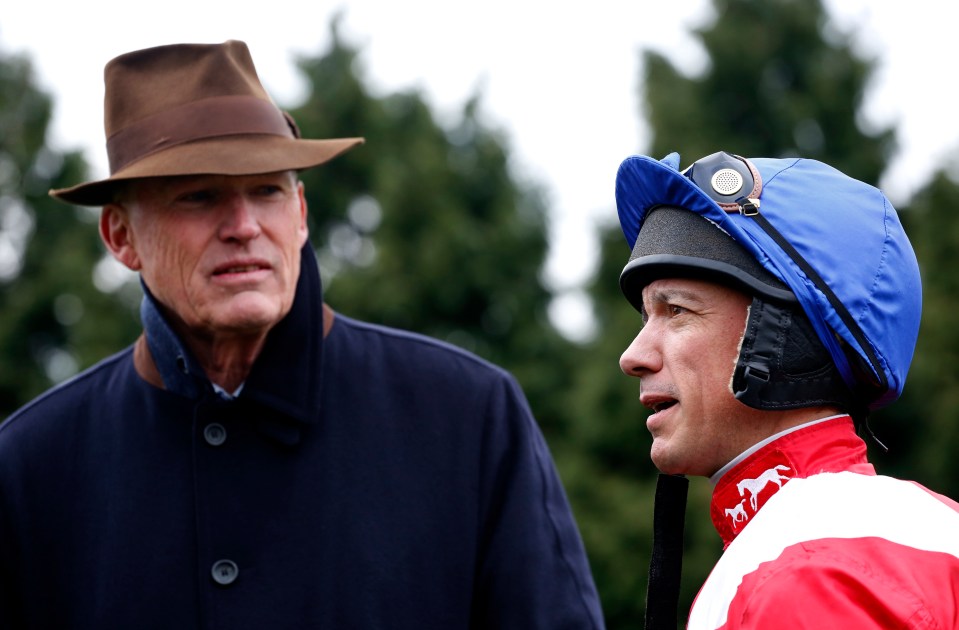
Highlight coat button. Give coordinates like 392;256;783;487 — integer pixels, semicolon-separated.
204;423;227;446
211;559;239;586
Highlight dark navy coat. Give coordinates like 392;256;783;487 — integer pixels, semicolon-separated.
0;248;604;629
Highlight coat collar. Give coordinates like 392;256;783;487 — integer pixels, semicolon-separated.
134;244;331;426
709;416;875;547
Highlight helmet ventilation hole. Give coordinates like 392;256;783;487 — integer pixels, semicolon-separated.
711;169;744;196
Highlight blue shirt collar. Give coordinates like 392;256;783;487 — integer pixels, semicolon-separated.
139;281;207;400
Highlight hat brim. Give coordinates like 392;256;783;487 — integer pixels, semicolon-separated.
50;134;364;206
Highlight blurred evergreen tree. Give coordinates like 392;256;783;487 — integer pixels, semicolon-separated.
644;0;893;176
575;0;897;625
287;19;579;439
0;45;141;418
875;171;959;500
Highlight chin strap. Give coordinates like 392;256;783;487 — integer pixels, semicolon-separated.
645;473;689;630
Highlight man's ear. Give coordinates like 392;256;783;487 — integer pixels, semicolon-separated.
297;180;310;247
99;204;142;271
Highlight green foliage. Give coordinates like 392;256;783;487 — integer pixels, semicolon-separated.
0;47;140;418
645;0;893;180
870;171;959;500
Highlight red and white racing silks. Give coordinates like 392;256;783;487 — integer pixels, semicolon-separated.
689;415;959;629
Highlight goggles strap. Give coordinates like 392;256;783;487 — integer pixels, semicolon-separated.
746;211;885;399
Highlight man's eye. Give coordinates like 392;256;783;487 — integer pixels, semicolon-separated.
668;305;687;317
255;185;284;196
177;190;214;203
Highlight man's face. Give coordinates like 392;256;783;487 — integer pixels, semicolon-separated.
619;277;773;477
102;171;308;340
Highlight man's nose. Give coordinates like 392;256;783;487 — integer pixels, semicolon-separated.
619;326;660;377
219;197;261;242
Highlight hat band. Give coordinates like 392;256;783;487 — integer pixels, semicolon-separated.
106;95;293;173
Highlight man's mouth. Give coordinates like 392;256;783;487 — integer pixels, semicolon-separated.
640;393;678;414
214;265;262;275
213;260;269;276
650;400;677;413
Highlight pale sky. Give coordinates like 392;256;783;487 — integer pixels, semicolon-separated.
2;1;957;340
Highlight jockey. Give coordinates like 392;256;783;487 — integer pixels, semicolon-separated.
615;151;959;629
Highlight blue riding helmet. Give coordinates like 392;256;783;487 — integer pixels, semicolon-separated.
616;151;922;411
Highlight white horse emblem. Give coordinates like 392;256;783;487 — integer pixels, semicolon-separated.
724;499;748;530
736;465;791;510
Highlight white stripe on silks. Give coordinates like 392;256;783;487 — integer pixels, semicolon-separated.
688;471;959;629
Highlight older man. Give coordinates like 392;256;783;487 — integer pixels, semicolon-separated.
0;41;604;629
615;151;959;628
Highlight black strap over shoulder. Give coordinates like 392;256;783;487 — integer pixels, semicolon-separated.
644;473;689;630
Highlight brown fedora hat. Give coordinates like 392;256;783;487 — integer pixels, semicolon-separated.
50;40;364;206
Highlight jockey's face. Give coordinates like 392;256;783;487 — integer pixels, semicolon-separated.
619;278;783;476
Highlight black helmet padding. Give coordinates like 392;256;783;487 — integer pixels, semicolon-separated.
620;206;797;312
